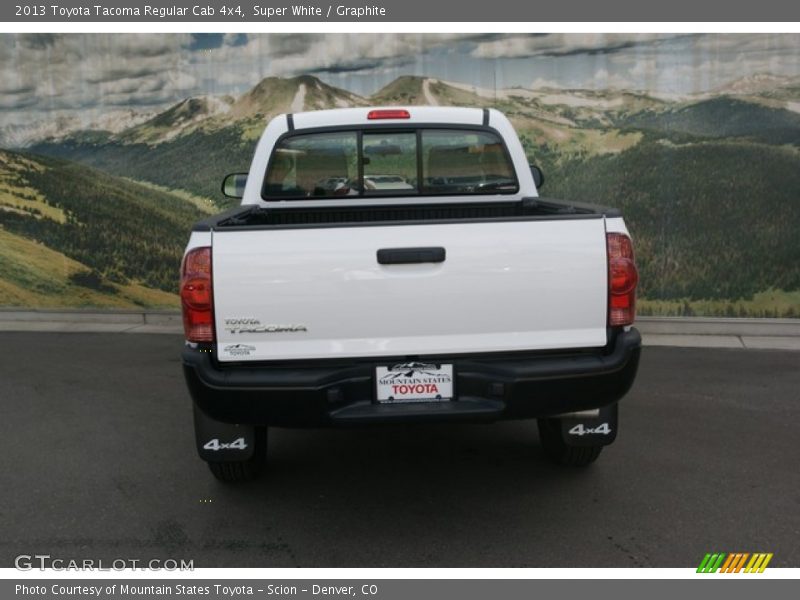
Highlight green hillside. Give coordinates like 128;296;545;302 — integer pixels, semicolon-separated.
546;140;800;303
0;227;177;309
0;149;206;306
33;126;254;207
622;97;800;144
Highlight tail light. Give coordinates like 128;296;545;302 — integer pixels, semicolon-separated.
368;109;410;120
607;233;638;327
180;246;214;342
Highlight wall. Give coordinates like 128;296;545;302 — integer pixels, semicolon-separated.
0;33;799;316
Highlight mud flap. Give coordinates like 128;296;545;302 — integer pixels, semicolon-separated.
193;404;256;462
558;403;618;447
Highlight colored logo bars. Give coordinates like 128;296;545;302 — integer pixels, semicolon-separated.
697;553;773;573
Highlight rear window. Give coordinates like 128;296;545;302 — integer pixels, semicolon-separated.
263;128;518;199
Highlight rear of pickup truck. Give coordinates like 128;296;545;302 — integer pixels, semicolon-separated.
181;107;641;482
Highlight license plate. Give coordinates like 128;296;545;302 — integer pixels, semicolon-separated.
375;362;454;403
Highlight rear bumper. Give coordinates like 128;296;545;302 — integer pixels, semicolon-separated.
183;328;641;426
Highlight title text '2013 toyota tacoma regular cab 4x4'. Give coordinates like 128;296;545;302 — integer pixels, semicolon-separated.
181;107;641;482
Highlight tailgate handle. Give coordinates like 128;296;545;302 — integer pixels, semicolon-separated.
377;247;446;265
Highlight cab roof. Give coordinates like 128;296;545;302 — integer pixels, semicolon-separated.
289;106;489;130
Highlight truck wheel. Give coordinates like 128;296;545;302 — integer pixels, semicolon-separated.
537;418;603;467
207;427;267;483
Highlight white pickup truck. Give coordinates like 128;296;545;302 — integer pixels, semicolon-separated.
180;107;641;482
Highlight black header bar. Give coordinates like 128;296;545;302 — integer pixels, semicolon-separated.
3;1;800;22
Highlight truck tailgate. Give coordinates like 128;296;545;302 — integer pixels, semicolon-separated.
212;219;608;362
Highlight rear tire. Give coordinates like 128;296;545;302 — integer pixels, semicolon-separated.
207;427;268;483
537;418;603;467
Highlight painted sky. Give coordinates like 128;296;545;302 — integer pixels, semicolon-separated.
1;32;799;123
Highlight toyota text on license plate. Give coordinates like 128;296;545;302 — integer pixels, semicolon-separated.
375;362;454;403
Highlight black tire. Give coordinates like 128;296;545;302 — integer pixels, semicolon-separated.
207;427;268;483
537;418;603;467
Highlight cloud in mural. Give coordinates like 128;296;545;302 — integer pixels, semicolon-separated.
0;33;195;111
470;33;685;58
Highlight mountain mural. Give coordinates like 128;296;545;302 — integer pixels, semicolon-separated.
2;32;800;316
